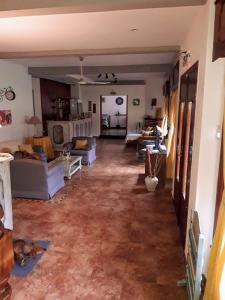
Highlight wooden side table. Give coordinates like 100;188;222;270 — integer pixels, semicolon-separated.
32;136;54;160
57;156;82;179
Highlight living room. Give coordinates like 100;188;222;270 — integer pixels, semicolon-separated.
0;0;225;299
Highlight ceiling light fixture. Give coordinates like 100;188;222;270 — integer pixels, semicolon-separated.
97;73;117;83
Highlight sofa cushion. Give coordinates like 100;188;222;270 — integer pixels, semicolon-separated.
0;139;24;154
74;139;88;150
14;151;41;160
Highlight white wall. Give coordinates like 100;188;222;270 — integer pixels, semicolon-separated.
102;95;127;115
80;84;146;136
0;60;34;142
145;76;165;117
179;0;225;272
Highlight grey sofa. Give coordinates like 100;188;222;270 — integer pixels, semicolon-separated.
10;159;65;200
63;137;96;165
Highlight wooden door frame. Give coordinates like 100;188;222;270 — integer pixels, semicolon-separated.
173;61;199;245
99;95;128;136
214;132;224;233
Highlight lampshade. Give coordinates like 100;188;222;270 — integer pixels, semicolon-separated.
28;116;41;125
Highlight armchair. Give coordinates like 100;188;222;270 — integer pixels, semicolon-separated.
10;159;65;200
63;137;96;165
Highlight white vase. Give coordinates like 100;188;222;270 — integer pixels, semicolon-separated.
145;176;158;192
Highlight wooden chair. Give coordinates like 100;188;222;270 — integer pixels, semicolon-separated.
178;209;205;300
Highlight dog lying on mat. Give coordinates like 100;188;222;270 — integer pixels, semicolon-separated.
13;239;46;267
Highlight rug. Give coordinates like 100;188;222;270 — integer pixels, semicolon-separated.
12;240;50;276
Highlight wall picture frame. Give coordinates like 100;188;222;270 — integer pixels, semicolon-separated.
0;110;12;126
88;101;92;112
133;98;140;106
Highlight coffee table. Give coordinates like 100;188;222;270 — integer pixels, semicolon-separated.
58;156;82;179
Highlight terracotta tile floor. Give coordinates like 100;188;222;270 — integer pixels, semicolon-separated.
10;139;186;300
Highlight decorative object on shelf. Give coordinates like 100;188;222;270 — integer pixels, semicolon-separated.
145;150;163;192
115;97;124;105
0;110;12;126
0;87;16;102
28;115;42;137
133;98;140;106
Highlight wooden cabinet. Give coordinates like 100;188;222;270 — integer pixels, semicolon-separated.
213;0;225;61
40;78;71;134
48;118;92;151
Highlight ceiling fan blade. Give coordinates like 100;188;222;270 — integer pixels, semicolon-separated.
90;81;111;85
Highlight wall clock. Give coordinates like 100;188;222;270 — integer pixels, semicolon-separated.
0;87;16;102
115;97;123;105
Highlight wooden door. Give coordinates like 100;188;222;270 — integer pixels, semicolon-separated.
213;0;225;61
174;62;198;246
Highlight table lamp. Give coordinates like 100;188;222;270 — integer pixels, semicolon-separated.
28;115;41;137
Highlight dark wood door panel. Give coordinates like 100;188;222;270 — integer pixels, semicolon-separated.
173;62;198;246
213;0;225;61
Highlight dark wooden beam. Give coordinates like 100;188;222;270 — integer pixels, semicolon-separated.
29;64;172;76
0;46;180;59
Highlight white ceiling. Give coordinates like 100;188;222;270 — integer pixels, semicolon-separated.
0;6;200;53
1;4;201;83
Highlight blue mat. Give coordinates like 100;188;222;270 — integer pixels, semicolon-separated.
12;240;50;277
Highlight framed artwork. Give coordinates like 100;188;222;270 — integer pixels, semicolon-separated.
88;101;92;112
133;98;140;106
115;97;124;105
0;110;12;126
93;103;96;113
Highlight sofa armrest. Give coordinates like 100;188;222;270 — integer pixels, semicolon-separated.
63;142;73;152
47;161;63;177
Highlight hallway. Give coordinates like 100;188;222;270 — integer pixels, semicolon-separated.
10;139;185;300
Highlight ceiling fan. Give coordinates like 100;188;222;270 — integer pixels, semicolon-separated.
71;57;110;85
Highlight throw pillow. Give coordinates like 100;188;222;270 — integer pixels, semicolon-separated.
18;144;33;154
74;139;88;150
14;151;40;160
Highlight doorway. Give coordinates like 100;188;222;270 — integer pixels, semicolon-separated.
173;62;198;246
100;95;128;138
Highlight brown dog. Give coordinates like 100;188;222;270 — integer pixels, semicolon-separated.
13;239;46;266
